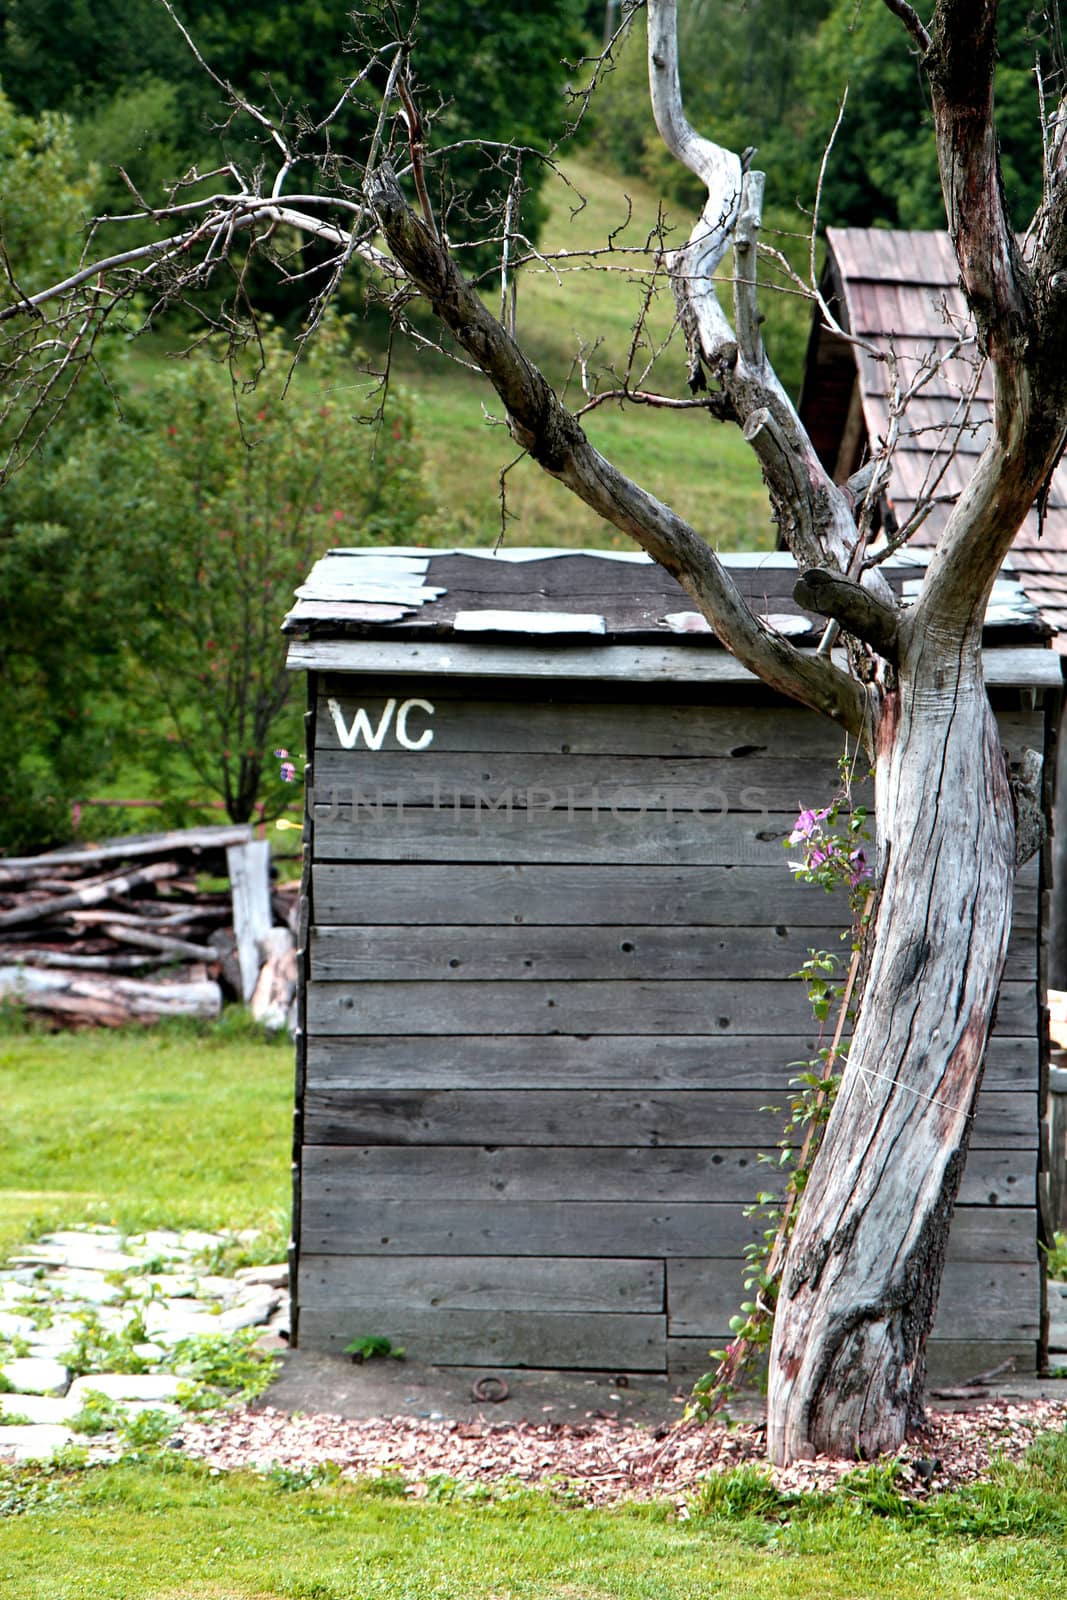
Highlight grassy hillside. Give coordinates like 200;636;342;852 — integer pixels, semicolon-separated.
383;156;776;550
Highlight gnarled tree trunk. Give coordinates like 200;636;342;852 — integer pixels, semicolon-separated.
767;634;1016;1461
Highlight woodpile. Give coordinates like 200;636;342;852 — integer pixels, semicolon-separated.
0;825;298;1028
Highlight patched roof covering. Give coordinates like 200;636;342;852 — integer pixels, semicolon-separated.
284;548;1052;678
801;227;1067;637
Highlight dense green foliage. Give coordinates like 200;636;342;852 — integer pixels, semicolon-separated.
81;320;435;823
0;0;589;280
0;318;437;841
785;0;1049;230
0;87;135;847
591;1;1052;231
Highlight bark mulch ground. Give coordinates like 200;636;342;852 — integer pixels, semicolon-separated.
173;1397;1067;1508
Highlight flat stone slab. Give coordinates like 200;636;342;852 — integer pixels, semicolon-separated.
131;1342;166;1363
67;1373;183;1406
40;1230;124;1251
47;1272;125;1305
217;1294;279;1334
0;1424;74;1462
0;1312;35;1340
142;1303;223;1343
179;1231;230;1254
125;1230;188;1256
12;1244;139;1275
1;1357;69;1395
234;1264;288;1290
0;1393;77;1425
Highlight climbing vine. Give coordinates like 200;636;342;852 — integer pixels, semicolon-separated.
688;764;872;1421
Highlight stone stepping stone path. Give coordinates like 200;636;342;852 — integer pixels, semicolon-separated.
0;1225;288;1463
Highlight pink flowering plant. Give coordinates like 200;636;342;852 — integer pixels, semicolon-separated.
688;767;873;1422
274;748;298;784
786;798;870;904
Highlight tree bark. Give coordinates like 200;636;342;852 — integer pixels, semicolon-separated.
767;630;1015;1461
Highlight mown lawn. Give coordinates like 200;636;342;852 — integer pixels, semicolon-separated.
3;1441;1067;1600
0;1014;292;1261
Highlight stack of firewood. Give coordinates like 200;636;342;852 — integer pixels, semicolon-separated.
0;824;298;1028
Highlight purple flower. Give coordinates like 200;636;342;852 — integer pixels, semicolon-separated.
280;761;297;783
273;747;289;760
788;805;831;845
848;848;871;886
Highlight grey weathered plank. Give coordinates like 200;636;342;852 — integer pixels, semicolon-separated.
299;1143;1032;1207
297;1253;664;1313
317;690;851;758
299;1198;770;1258
312;806;803;866
664;1339;1039;1381
289;638;1063;689
301;1089;1037;1150
302;1145;784;1204
305;979;1037;1039
304;1033;1039;1092
298;1198;1033;1260
316;686;1043;764
293;1306;667;1369
310;924;1038;985
923;1340;1039;1382
312;863;1040;929
311;749;873;814
665;1258;1041;1339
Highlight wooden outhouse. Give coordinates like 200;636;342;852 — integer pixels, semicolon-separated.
284;546;1061;1381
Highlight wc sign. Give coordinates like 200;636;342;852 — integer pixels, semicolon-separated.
327;696;435;752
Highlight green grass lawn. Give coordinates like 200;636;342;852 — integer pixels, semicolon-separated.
2;1441;1067;1600
0;1015;292;1262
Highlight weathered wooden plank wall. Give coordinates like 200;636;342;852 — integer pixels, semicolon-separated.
293;675;1048;1378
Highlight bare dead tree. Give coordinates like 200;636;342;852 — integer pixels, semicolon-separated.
2;0;1065;1463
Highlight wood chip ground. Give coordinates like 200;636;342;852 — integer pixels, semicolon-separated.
173;1398;1067;1507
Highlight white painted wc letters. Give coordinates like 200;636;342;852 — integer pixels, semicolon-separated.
327;695;435;751
395;698;435;751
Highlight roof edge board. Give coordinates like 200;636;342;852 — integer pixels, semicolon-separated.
286;638;1062;689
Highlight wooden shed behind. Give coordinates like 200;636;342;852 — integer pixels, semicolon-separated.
284;547;1059;1381
798;226;1067;633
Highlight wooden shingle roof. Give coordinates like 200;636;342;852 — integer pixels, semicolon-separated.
799;227;1067;638
283;549;1056;686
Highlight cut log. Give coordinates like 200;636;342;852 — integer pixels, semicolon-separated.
0;965;222;1024
0;862;180;932
97;923;218;962
227;840;273;1002
0;948;157;973
0;824;254;883
251;926;298;1032
208;927;243;1001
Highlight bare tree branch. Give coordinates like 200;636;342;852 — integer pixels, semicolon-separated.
794;568;902;663
879;0;933;54
369;165;868;735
